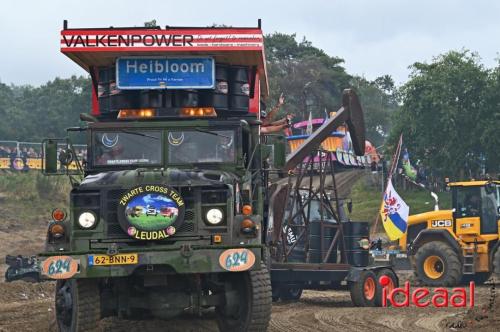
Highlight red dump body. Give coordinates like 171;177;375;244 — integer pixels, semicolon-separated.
60;21;268;117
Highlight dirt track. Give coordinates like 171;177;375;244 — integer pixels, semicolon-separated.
0;280;497;332
0;192;499;332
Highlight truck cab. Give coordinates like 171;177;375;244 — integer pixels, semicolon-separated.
40;20;274;332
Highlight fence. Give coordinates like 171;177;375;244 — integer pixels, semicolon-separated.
0;140;87;171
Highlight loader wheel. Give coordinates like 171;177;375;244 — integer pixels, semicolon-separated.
56;278;101;332
374;268;398;307
494;247;500;275
349;270;377;307
414;241;462;286
216;264;272;332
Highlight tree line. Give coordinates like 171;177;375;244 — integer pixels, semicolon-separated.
0;34;497;178
389;50;499;178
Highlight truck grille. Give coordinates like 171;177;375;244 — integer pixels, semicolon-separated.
104;188;197;239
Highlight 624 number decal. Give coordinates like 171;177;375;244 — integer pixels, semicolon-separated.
219;249;256;272
41;256;79;279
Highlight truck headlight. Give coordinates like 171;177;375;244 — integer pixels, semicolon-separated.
78;211;96;229
206;208;223;225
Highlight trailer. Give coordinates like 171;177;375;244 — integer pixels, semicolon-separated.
265;90;398;306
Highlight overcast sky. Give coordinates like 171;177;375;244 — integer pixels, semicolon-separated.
1;0;499;86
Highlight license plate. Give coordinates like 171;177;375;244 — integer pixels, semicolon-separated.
88;253;138;266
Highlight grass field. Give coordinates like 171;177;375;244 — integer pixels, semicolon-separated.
348;174;451;231
127;214;175;230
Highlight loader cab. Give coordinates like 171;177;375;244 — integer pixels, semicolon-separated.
451;181;500;236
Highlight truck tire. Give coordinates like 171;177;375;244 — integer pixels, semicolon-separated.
216;264;272;332
56;279;101;332
494;247;500;275
414;241;462;286
374;268;398;307
349;270;377;307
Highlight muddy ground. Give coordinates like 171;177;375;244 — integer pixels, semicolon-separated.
0;193;499;332
0;279;498;332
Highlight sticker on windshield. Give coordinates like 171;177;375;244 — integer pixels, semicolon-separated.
168;132;185;146
102;133;119;148
94;131;162;166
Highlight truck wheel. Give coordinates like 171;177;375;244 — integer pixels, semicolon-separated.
494;247;500;275
216;264;272;332
414;241;461;286
56;279;101;332
349;270;377;307
374;268;398;307
279;286;303;301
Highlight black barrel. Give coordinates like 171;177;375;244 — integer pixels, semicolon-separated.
199;64;229;110
287;220;338;263
174;89;198;108
97;67;110;112
212;64;229;110
229;66;249;112
108;68;134;110
308;220;338;263
343;221;369;267
140;90;163;108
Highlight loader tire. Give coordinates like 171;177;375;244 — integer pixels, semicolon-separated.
414;241;462;287
494;247;500;275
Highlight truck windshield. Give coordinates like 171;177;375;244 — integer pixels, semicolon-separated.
93;130;162;166
167;130;235;164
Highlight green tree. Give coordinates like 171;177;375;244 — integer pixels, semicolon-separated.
264;33;351;120
480;62;500;173
264;33;394;146
389;50;492;178
0;76;91;141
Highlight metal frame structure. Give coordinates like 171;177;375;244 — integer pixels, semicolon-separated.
268;89;369;283
276;148;347;265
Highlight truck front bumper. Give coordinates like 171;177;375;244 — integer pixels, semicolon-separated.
39;245;263;279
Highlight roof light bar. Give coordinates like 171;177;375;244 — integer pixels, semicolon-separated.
118;109;156;119
180;107;217;118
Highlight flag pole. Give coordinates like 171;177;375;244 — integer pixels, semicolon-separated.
370;133;403;237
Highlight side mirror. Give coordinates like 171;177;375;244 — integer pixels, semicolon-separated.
43;139;59;174
485;182;495;194
59;149;74;166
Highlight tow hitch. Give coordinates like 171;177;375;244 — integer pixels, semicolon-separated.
4;255;41;282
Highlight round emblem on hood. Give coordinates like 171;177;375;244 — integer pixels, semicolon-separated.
117;185;185;240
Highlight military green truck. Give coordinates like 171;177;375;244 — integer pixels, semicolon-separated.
39;20;275;331
5;19;390;332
